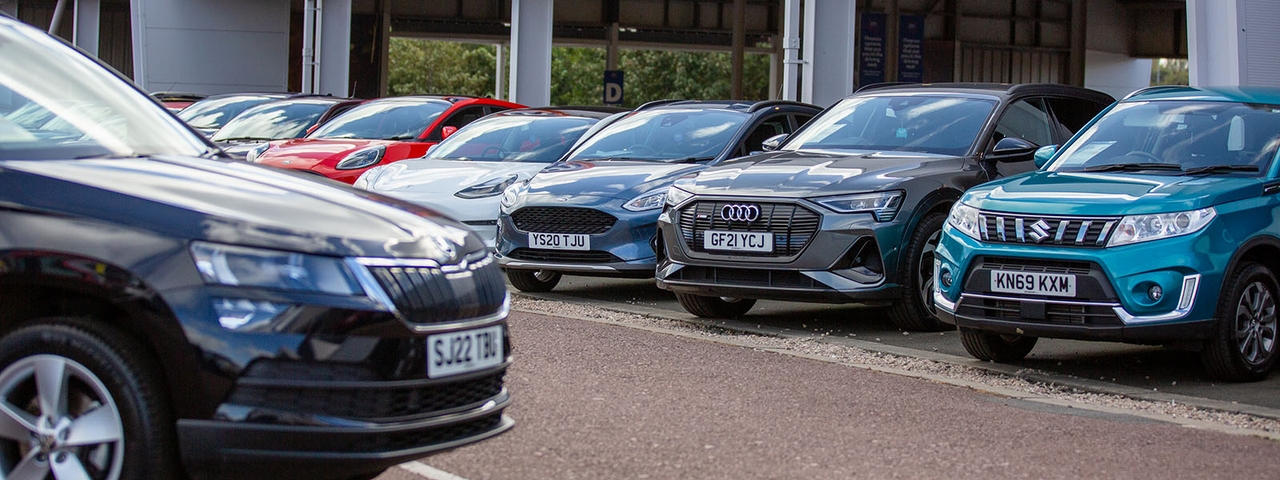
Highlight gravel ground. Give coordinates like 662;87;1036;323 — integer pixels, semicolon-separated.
511;295;1280;439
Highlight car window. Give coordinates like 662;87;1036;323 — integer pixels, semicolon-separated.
211;102;332;141
740;115;793;156
428;116;597;163
1046;97;1109;137
428;106;489;141
310;100;448;140
565;109;749;162
991;98;1054;149
1049;100;1280;175
177;96;277;130
785;95;997;156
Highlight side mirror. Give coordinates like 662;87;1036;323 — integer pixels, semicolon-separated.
761;133;788;151
441;125;458;139
304;124;319;137
987;137;1040;163
1033;144;1059;169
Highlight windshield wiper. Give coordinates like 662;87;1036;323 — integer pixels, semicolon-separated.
1081;163;1183;173
215;136;271;142
1183;164;1259;175
665;156;715;164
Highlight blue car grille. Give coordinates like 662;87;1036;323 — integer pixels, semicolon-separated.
366;254;507;325
511;207;616;234
677;201;821;257
507;248;621;263
978;212;1120;247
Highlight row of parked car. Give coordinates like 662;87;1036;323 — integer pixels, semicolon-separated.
178;69;1280;385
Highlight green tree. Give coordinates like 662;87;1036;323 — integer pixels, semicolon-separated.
1150;58;1189;86
388;38;497;97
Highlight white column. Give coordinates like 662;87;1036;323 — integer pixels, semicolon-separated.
74;0;101;56
510;0;552;107
129;0;148;87
495;44;505;100
780;0;801;101
318;0;351;97
802;0;856;107
1187;0;1241;86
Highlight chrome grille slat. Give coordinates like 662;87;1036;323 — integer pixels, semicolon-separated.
677;201;821;257
978;212;1119;248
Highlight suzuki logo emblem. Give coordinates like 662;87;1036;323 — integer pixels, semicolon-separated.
1028;219;1052;243
720;204;761;222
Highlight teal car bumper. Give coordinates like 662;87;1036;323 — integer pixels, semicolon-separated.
932;222;1219;343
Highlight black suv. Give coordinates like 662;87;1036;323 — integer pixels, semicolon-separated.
0;16;510;480
656;83;1114;330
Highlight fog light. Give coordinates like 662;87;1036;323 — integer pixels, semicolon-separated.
940;268;953;288
1148;284;1162;301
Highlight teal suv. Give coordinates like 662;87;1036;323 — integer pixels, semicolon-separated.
934;86;1280;381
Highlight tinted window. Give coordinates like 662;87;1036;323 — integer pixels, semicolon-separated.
311;100;448;140
784;95;997;156
1047;97;1109;133
566;109;748;162
212;102;332;141
741;115;793;156
992;98;1054;148
178;96;279;130
427;115;598;163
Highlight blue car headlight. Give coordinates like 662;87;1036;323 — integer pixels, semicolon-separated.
336;145;386;170
457;174;520;199
1107;208;1216;247
624;188;669;212
946;202;982;240
812;190;904;221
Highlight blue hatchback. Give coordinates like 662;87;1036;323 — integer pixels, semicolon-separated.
935;86;1280;381
495;100;821;292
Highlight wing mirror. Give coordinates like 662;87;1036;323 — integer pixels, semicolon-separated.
987;137;1040;163
442;126;458;139
1033;144;1059;169
761;133;788;151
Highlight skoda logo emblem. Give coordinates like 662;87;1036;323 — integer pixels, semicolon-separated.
720;204;761;222
1028;219;1052;243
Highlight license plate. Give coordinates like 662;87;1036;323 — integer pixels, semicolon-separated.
989;270;1076;297
427;325;504;378
528;232;589;250
703;230;773;252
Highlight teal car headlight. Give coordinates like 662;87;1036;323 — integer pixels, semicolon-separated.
665;185;694;207
457;174;519;199
335;145;386;170
191;242;362;295
812;190;904;221
1107;208;1216;247
624;188;669;212
947;203;982;240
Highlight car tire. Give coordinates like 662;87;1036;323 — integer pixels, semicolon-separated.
675;293;756;319
507;269;562;293
959;328;1038;362
888;212;949;332
0;317;178;480
1201;261;1279;382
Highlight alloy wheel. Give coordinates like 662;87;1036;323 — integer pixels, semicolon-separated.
1234;281;1278;366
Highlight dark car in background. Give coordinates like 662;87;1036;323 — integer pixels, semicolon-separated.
177;92;298;136
655;83;1114;330
213;96;364;160
495;100;822;292
0;15;511;480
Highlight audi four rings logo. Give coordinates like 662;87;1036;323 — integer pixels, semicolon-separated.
720;204;761;222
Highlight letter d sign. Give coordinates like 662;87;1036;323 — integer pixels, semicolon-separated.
603;70;624;106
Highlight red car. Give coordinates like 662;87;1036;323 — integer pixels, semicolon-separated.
253;95;525;183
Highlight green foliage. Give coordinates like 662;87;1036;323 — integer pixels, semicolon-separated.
388;37;774;106
1150;58;1188;86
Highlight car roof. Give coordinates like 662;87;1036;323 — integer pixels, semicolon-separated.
490;106;628;120
851;82;1115;104
635;99;821;114
1122;85;1280;104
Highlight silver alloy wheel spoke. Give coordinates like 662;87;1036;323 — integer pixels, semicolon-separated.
919;230;940;314
34;356;67;419
64;406;123;447
534;270;555;282
49;452;93;480
0;402;38;442
1236;282;1277;364
8;448;51;480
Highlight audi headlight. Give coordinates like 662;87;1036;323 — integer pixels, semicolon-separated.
947;203;982;240
666;185;694;207
812;190;904;221
336;145;386;170
457;175;519;199
500;180;527;209
624;188;669;212
245;143;270;163
1107;208;1216;247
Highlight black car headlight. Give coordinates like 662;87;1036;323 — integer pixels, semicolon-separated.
457;174;520;199
812;190;904;221
336;145;386;170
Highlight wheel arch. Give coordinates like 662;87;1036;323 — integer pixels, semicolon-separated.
1223;235;1280;286
890;187;961;274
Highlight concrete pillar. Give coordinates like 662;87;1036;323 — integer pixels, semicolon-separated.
74;0;100;56
780;0;800;101
495;44;505;100
802;0;856;107
510;0;552;107
1188;0;1280;87
731;0;745;99
319;0;351;97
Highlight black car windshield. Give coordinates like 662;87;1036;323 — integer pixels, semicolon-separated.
427;115;597;163
1049;101;1280;176
311;100;448;140
177;95;280;130
212;101;332;141
564;109;747;162
0;20;208;160
783;94;997;156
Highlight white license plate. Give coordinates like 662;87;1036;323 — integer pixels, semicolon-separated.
528;232;589;250
703;230;773;252
989;270;1076;297
427;325;504;378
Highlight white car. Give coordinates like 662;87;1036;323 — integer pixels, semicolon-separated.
355;107;624;248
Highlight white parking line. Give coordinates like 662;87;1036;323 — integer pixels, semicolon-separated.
397;461;470;480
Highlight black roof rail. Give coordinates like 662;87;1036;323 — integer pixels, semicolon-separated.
634;99;684;111
539;105;631;113
747;100;820;113
1121;85;1199;101
854;82;919;93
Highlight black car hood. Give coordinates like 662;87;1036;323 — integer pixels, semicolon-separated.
684;150;965;197
1;156;482;262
